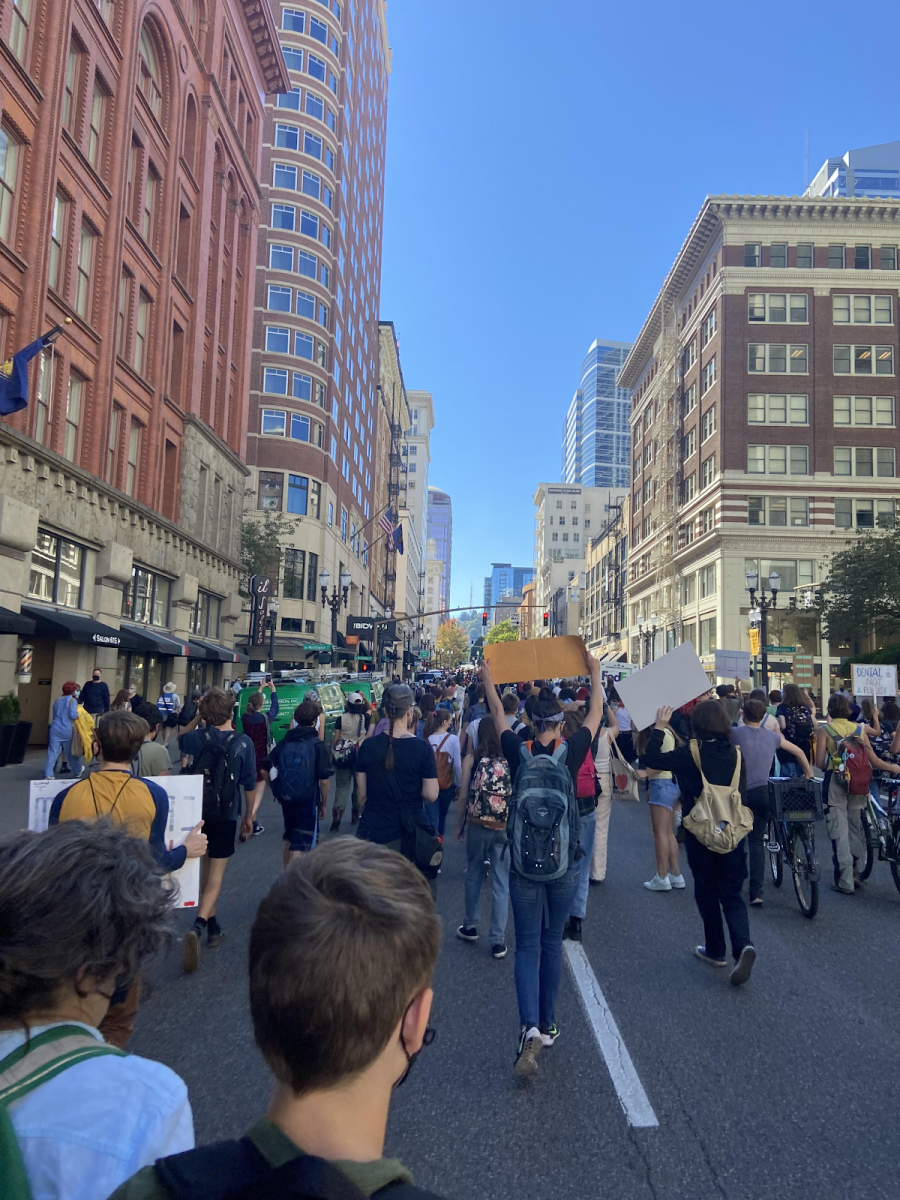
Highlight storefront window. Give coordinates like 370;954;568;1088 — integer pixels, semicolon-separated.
191;590;221;639
28;530;85;609
122;566;172;626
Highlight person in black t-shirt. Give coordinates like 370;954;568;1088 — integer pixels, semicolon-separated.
481;652;605;1077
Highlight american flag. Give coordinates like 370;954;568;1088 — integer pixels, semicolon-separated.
377;510;393;536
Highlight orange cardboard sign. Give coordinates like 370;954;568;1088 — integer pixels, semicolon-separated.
483;635;588;684
345;635;359;645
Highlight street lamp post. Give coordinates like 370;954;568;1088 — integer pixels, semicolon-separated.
267;601;279;669
746;569;780;691
320;567;352;655
637;615;657;665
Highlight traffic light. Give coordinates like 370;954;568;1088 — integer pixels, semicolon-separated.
543;612;549;628
482;611;488;629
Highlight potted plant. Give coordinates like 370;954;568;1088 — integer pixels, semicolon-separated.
6;691;31;766
0;691;18;767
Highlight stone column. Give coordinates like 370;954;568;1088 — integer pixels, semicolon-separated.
0;497;39;697
93;540;132;673
171;573;198;696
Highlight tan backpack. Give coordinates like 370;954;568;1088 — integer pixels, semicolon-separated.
682;740;753;854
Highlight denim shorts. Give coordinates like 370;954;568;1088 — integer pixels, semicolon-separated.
648;778;680;808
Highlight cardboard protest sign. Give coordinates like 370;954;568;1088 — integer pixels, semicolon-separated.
852;663;898;698
28;773;202;908
714;649;751;680
614;642;713;732
483;635;588;684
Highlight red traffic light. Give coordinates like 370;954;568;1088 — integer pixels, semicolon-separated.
481;612;487;623
543;612;549;627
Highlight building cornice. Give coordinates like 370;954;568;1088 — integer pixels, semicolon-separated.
238;0;291;95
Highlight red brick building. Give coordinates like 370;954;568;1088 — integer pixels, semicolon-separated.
620;195;900;694
0;0;287;736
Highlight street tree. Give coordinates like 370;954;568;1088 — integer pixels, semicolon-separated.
435;619;469;668
240;494;297;595
485;619;518;644
821;529;900;647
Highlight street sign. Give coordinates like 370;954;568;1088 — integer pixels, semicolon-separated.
793;653;814;686
510;613;520;627
764;645;797;653
249;574;273;597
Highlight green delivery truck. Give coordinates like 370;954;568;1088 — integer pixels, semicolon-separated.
235;680;346;745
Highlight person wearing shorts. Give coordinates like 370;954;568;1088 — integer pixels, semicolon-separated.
263;700;333;867
636;726;684;892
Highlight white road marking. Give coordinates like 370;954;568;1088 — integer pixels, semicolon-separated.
564;940;659;1128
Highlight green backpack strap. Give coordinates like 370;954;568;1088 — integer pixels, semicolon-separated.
0;1025;125;1200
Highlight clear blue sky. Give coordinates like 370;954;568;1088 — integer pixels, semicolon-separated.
379;0;900;610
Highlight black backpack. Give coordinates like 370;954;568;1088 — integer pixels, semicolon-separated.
783;705;814;748
153;1137;441;1200
188;730;241;822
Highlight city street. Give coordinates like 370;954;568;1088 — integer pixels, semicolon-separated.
5;753;900;1200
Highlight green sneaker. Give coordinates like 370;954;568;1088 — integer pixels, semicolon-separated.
540;1022;560;1047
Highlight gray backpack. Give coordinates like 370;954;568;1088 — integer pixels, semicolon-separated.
507;741;580;882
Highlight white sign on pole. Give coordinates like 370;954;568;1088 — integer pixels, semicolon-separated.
851;663;898;698
614;642;713;732
510;613;520;627
714;649;752;680
28;774;202;908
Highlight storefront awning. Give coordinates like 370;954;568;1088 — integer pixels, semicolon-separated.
0;606;36;636
22;604;125;648
120;623;190;657
189;637;249;664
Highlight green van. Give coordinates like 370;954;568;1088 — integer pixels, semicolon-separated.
339;678;384;708
235;680;346;745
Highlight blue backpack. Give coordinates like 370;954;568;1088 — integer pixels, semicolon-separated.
270;736;317;805
507;741;581;882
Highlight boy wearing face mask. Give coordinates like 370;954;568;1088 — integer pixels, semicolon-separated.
111;839;445;1200
80;668;111;718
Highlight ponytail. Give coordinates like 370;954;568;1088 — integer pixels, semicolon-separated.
423;709;451;739
384;694;413;771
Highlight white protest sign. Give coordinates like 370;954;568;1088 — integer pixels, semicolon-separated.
715;649;751;680
614;642;713;732
852;663;898;698
28;773;202;909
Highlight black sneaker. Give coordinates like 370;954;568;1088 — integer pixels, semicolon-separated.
457;925;478;942
491;943;507;959
330;814;342;832
207;922;226;950
182;925;202;973
514;1026;542;1077
252;821;265;836
563;916;582;942
540;1022;560;1047
749;892;763;907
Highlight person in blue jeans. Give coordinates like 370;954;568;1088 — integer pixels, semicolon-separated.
482;651;606;1077
44;682;82;779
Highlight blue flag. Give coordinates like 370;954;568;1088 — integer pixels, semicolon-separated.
392;523;404;555
0;335;53;416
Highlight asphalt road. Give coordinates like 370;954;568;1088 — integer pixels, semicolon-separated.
5;752;900;1199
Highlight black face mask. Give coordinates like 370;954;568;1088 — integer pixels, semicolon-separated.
392;998;435;1089
93;675;100;681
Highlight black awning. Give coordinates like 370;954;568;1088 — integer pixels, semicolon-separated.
120;623;190;657
22;604;124;648
189;638;249;664
0;606;36;636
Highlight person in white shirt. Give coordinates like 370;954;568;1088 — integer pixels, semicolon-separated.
425;707;461;835
0;822;194;1200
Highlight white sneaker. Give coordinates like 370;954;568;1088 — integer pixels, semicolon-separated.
644;873;672;891
668;873;686;889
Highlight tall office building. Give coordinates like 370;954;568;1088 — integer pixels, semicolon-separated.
246;0;391;666
394;391;433;661
484;563;534;615
806;142;900;200
562;339;632;488
425;486;452;609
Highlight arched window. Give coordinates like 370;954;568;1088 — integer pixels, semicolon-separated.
138;25;162;118
183;93;198;170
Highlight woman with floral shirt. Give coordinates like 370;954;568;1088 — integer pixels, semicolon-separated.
456;716;512;961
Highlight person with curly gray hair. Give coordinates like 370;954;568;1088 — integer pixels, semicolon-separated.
0;821;194;1200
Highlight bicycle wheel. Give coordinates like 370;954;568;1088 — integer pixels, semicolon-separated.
890;821;900;894
791;827;819;918
858;808;876;880
767;820;784;888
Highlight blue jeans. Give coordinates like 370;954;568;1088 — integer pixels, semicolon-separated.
778;758;801;779
570;809;596;919
464;823;510;944
508;865;580;1029
425;786;456;836
45;732;82;779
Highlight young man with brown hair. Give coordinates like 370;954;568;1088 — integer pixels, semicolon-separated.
262;699;333;867
111;839;444;1200
178;688;257;972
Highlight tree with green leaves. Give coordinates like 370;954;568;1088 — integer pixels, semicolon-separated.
435;619;469;669
240;495;298;595
485;619;518;644
821;529;900;648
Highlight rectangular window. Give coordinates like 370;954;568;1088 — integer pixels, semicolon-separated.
855;245;871;270
62;40;82;131
833;344;895;375
683;341;697;370
833;294;893;324
269;243;292;271
701;405;716;441
300;209;319;238
309;16;328;42
340;507;348;540
263;368;289;395
683;383;696;414
261;409;287;436
258;471;283;511
275;123;300;150
295;331;314;359
881;246;898;271
682;428;696;460
747;393;809;425
770;243;787;268
48;191;67;291
700;564;716;598
701;308;717;346
297;249;316;277
828;245;845;269
835;498;896;529
308;53;326;81
287;474;309;515
267;284;292;312
305;91;324;120
273;162;297;189
304;131;323;159
271;203;296;231
701;454;716;489
306;552;318;602
748;344;808;373
106;404;120;482
283;548;306;599
290;413;310;441
88;78;106;167
834;446;895;477
744;243;761;267
701;357;716;394
699;506;715;533
682;474;696;503
748;444;808;474
125;420;141;497
293;373;312;401
296;289;315;318
281;45;303;71
283;9;305;31
833;395;895;426
265;326;291;354
700;616;717;657
63;371;83;461
796;243;814;269
301;169;321;199
28;531;85;609
0;126;20;243
74;223;95;318
276;88;302;110
748;293;808;322
9;0;31;64
134;291;150;375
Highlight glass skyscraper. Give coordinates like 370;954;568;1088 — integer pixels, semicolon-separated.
561;339;632;488
425;487;452;614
